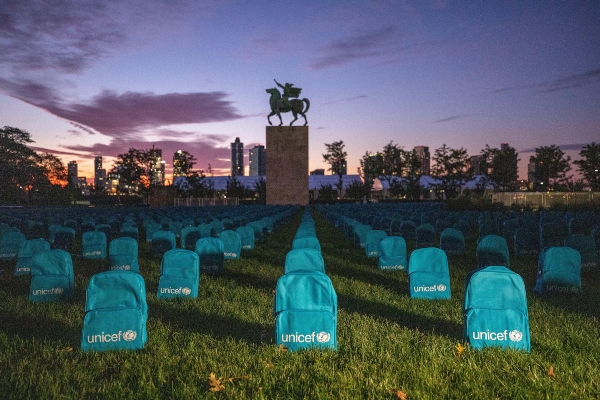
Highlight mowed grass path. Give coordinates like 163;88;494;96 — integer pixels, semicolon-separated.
0;207;599;399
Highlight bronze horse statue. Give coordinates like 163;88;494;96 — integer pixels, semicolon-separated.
266;88;310;126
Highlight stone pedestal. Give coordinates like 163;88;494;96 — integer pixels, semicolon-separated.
266;126;308;205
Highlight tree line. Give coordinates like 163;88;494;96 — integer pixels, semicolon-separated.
0;127;265;205
2;125;599;205
322;140;600;201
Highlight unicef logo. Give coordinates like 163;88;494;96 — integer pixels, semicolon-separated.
509;330;523;342
436;284;447;292
316;332;330;343
54;287;64;294
123;330;137;341
182;287;191;295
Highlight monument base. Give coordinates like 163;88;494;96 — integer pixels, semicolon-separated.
266;126;308;206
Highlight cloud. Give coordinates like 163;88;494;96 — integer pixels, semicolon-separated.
1;79;243;174
494;68;600;94
0;0;195;76
0;78;243;138
322;95;367;105
519;143;588;153
434;115;467;123
42;90;243;138
309;26;406;70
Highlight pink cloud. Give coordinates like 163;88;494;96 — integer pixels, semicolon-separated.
42;90;243;137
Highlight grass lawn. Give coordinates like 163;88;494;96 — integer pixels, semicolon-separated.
0;207;599;399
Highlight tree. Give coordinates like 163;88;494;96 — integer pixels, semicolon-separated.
254;177;266;204
358;151;384;200
322;140;347;198
381;141;405;177
173;150;209;198
317;184;337;203
226;174;247;199
573;142;600;191
402;149;423;200
0;126;68;204
174;150;197;178
529;145;571;191
431;144;470;199
480;144;519;191
111;148;153;195
345;180;368;201
39;153;68;187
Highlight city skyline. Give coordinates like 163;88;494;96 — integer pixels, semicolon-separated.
1;1;598;182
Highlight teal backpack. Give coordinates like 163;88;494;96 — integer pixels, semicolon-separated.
477;235;510;269
365;230;387;258
157;249;199;299
108;237;139;272
564;234;598;269
219;230;242;260
292;236;322;253
274;270;337;351
416;223;436;248
0;228;25;261
29;249;74;302
81;270;148;351
151;230;176;258
439;228;465;255
377;236;407;270
236;226;255;251
463;266;530;351
408;247;451;299
180;226;201;251
534;246;581;294
15;238;50;276
353;224;372;248
284;248;325;274
195;237;224;275
82;231;107;259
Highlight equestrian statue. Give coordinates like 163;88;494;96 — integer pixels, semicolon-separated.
266;79;310;126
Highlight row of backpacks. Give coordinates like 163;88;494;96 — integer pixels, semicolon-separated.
274;207;338;351
82;207;296;351
3;206;302;277
317;205;536;351
3;206;299;352
0;204;297;257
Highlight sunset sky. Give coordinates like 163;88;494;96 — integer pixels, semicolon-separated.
1;1;598;182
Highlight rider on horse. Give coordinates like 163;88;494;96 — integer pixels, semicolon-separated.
275;79;302;109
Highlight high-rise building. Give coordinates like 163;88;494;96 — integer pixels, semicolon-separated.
67;161;78;186
231;137;244;176
310;169;325;175
149;146;165;186
94;156;107;190
107;172;120;194
470;155;485;175
332;160;347;176
173;150;187;179
413;146;431;176
249;144;266;176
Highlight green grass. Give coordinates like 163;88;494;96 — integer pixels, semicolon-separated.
1;208;599;399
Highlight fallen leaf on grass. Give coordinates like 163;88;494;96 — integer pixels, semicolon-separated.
393;389;408;399
208;373;225;392
548;366;556;378
63;347;73;353
455;342;466;356
278;343;288;352
208;373;251;392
